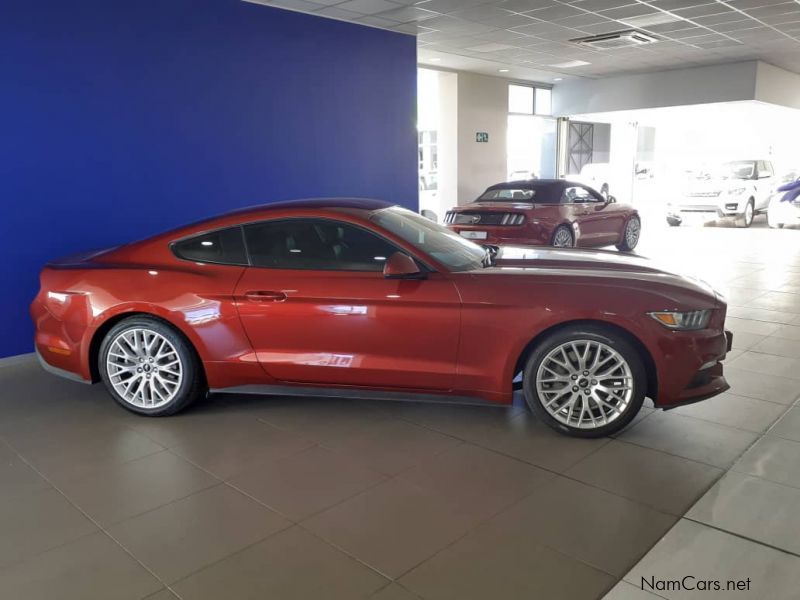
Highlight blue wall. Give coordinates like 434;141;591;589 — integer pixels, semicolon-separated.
0;0;418;358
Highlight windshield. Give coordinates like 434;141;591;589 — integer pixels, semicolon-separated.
723;161;756;180
370;207;486;272
478;188;536;202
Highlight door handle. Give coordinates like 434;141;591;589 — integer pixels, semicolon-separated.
244;290;288;302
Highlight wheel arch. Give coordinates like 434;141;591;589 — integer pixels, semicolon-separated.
87;310;206;384
511;319;658;401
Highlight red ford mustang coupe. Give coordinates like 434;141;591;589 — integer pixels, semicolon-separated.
31;199;731;437
444;179;641;251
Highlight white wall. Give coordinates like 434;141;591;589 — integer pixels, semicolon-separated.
456;72;509;204
755;62;800;111
553;61;759;116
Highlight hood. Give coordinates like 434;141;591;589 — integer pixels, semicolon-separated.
490;246;718;304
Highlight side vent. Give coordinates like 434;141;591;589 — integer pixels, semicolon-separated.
572;30;659;50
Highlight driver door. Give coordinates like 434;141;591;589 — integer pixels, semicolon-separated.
234;217;461;391
564;185;621;246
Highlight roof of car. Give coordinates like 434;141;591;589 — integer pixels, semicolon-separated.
486;179;569;190
237;198;396;212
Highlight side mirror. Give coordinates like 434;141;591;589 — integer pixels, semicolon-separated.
383;252;423;279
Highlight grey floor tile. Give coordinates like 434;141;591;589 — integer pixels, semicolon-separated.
752;336;800;359
726;306;798;325
400;510;615;600
324;419;460;476
728;351;800;381
171;526;387;600
617;411;758;468
687;471;800;555
0;487;97;568
566;441;723;515
723;368;800;405
303;477;476;578
369;583;422;599
56;450;219;526
626;519;800;600
0;440;51;501
771;323;800;341
729;331;767;351
473;476;676;577
0;532;161;600
108;484;290;583
767;406;800;441
170;421;314;480
398;442;555;521
603;581;668;599
228;445;387;521
725;317;781;336
733;435;800;488
670;392;786;433
142;590;180;600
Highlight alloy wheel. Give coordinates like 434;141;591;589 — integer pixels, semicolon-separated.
535;340;634;430
106;328;183;409
553;228;573;247
625;218;640;248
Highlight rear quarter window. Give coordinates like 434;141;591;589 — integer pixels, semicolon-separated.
172;226;248;265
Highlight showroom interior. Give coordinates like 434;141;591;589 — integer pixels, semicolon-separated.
2;0;800;598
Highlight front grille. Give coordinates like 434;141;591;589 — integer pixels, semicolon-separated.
687;191;721;198
444;211;525;225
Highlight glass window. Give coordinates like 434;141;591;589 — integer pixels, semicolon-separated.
172;227;247;265
244;219;399;271
535;88;552;116
371;207;485;272
508;85;533;114
479;188;536;202
563;186;598;204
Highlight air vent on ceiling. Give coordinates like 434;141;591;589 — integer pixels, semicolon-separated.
572;30;659;50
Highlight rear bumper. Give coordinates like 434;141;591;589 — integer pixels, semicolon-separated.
446;224;551;246
35;348;92;384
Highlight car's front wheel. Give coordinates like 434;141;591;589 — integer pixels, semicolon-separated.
99;316;205;416
736;198;755;228
522;325;646;438
616;216;641;252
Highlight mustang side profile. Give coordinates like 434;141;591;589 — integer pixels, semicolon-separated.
32;199;731;437
444;179;641;251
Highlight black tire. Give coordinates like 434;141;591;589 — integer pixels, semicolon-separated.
98;316;205;416
736;198;755;228
616;215;641;252
522;324;647;438
551;225;575;247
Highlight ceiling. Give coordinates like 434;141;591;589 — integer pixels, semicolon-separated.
245;0;800;82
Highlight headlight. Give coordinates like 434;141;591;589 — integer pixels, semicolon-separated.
648;309;711;331
727;187;746;196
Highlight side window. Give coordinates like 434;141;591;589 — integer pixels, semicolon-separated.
244;219;401;272
562;186;596;204
759;161;773;178
172;226;247;265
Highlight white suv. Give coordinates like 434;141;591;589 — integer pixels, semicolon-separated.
666;160;776;228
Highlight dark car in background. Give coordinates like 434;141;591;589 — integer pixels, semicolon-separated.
444;180;641;251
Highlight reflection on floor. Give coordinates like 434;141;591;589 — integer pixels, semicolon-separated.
1;217;799;600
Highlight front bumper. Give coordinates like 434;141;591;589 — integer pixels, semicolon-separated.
655;328;733;408
667;200;744;221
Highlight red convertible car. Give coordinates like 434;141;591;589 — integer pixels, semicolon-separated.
31;199;731;437
445;179;641;251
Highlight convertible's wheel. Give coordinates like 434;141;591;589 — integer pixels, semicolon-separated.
523;325;646;438
99;317;205;416
551;225;574;248
736;198;754;228
616;216;641;252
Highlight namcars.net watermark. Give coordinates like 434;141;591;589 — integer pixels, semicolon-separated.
642;576;752;593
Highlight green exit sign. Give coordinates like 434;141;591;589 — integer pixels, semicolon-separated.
476;132;489;143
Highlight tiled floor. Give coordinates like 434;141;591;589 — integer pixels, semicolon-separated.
1;218;799;599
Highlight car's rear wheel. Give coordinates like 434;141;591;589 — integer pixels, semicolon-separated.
616;216;641;252
736;198;754;228
99;316;205;416
551;225;574;247
522;325;646;438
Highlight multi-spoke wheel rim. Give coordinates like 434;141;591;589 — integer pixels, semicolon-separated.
553;228;572;247
535;340;634;430
106;328;183;409
625;218;640;248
